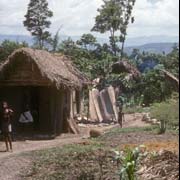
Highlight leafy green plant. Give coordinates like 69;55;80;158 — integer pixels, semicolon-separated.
123;106;148;114
158;120;167;134
150;98;179;131
0;40;28;62
149;150;158;160
113;145;147;180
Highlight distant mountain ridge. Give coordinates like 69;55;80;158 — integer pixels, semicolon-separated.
0;34;33;45
124;35;179;46
0;34;179;54
124;42;179;55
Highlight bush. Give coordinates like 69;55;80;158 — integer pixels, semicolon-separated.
123;106;149;114
113;145;147;180
150;98;179;130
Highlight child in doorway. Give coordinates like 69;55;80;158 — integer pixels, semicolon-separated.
0;101;14;152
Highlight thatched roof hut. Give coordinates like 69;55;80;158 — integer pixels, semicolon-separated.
0;48;89;137
0;48;89;88
112;60;141;80
161;69;179;91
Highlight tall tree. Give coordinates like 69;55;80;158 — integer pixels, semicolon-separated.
59;38;77;57
92;0;135;59
92;0;120;55
50;28;62;52
23;0;53;49
119;0;135;58
76;34;97;50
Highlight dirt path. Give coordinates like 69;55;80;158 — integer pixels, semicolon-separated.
78;113;149;132
0;113;149;180
0;136;85;180
0;113;146;159
123;113;149;128
0;124;116;180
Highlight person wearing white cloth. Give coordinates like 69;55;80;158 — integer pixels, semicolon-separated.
19;104;34;133
19;111;34;123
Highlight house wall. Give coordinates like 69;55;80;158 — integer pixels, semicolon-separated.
48;87;65;135
38;87;52;133
55;89;65;135
0;86;67;135
37;87;69;135
71;90;83;116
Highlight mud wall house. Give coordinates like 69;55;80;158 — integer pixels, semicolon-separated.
0;48;89;136
112;60;141;81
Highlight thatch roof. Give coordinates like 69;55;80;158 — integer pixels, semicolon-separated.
112;60;141;80
0;48;89;89
161;69;179;90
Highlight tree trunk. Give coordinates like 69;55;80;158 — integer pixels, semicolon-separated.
110;29;117;56
120;34;126;60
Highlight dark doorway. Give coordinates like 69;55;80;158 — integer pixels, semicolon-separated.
0;86;56;139
30;87;40;132
76;91;81;114
21;87;40;132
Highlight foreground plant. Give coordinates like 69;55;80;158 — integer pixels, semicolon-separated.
113;145;147;180
158;119;167;134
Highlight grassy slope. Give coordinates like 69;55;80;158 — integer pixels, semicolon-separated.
21;126;178;180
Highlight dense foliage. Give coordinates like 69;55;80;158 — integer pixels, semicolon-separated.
0;40;28;62
150;94;179;130
0;36;178;106
58;35;117;80
92;0;136;57
0;0;179;107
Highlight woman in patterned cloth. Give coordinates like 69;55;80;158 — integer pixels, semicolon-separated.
0;101;13;152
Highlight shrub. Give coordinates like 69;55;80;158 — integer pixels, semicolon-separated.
159;120;167;134
113;145;147;180
123;106;149;114
150;98;179;131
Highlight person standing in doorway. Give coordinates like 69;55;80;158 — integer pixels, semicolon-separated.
19;104;34;133
0;101;14;152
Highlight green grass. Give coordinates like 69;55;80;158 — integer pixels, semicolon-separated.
22;141;116;180
29;140;105;166
150;99;179;130
104;126;157;135
21;124;178;179
123;106;150;114
97;126;159;141
23;127;157;179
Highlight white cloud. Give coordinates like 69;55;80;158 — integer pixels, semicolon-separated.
0;0;179;38
48;0;103;36
128;0;179;37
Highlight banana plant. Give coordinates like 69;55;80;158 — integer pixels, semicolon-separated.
113;145;147;180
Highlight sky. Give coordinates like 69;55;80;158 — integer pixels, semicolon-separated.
0;0;179;38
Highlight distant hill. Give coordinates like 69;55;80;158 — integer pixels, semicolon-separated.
0;34;34;45
0;34;179;54
124;43;179;55
124;35;179;46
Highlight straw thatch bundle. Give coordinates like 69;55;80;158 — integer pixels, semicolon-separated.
0;48;89;89
112;60;141;80
161;69;179;90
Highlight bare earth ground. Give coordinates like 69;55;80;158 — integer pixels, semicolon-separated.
0;113;178;180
